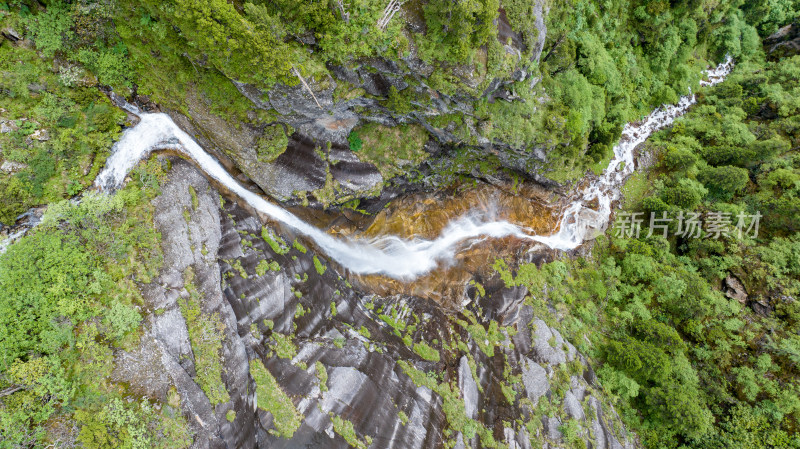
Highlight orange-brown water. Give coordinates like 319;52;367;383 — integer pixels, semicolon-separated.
326;182;563;305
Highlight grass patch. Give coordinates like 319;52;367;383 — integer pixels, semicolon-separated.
250;358;302;439
351;123;429;179
179;268;230;406
330;414;372;449
413;341;441;362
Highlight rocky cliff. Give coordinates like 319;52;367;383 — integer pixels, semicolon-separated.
113;158;637;449
146;0;556;210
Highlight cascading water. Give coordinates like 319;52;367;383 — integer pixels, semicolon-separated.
94;107;534;278
83;57;732;277
533;56;734;250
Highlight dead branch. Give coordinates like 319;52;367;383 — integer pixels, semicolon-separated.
292;66;323;110
336;0;350;23
378;0;404;30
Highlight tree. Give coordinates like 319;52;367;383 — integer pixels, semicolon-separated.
698;165;750;200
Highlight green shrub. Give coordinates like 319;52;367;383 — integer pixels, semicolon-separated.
26;4;73;58
347;131;362;152
698;165;750;200
255;124;289;163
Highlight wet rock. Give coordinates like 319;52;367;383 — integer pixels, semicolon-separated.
120;158;638;449
530;0;548;64
458;356;479;419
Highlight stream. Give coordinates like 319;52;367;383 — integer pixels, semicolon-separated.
2;58;733;278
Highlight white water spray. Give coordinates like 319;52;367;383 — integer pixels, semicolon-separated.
94;107;533;278
88;58;733;278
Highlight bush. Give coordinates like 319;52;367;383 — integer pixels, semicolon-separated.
0;231;97;367
698;165;750;200
26;4;73;58
661;178;708;209
255;124;289;163
348;131;363;152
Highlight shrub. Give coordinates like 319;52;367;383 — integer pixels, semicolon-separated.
348;131;362;152
698;165;750;200
661;178;708;209
26;4;73;58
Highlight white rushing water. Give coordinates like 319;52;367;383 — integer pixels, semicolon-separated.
95;106;534;278
90;57;733;278
532;56;734;250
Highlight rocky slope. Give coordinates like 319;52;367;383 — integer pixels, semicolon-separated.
114;158;637;449
149;0;554;209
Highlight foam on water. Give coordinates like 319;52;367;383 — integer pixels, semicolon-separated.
89;58;733;278
533;56;734;250
94;112;533;278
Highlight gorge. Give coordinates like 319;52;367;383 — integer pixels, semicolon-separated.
2;2;799;449
92;58;733;280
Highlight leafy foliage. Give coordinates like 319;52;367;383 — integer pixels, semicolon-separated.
499;49;800;449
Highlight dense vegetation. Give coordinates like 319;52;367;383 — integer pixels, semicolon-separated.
1;0;799;447
2;0;788;204
496;48;800;448
0;162;196;448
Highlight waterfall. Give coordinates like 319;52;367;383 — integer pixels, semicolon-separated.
88;57;733;278
532;56;733;250
94;111;534;278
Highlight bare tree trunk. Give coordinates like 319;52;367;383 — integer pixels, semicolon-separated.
292;66;323;110
336;0;350;23
378;0;403;30
0;385;23;398
541;33;566;64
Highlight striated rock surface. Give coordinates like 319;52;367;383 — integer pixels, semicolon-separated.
114;160;638;449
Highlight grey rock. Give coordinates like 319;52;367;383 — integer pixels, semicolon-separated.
530;318;571;365
0;121;18;133
115;157;640;449
563;391;585;420
1;27;20;41
111;336;172;400
542;416;562;441
522;357;549;406
458;356;479;419
766;22;800;58
151;308;193;362
724;274;748;303
30;129;49;141
0;160;27;173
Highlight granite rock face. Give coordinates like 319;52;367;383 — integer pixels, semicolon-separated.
766;22;800;59
156;4;555;208
114;161;638;449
